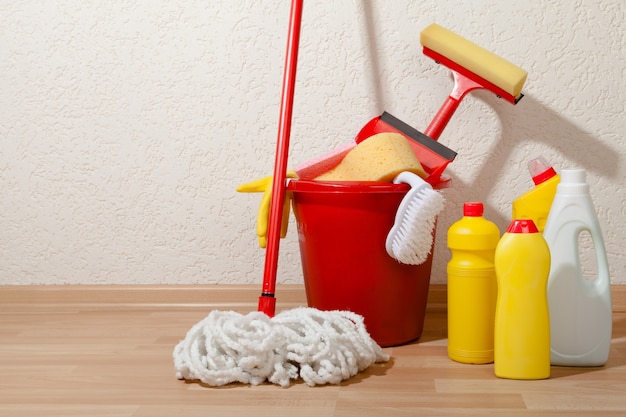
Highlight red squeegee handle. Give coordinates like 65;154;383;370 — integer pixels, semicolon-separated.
259;0;304;317
424;70;480;140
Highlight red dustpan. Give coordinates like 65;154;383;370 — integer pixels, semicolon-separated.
354;111;457;186
294;111;457;187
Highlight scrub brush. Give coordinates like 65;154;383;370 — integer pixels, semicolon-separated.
386;171;445;265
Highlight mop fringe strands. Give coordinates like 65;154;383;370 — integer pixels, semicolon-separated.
173;308;390;387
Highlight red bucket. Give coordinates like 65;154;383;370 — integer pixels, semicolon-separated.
287;179;435;347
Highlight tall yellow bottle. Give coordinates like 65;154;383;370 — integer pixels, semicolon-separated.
494;219;551;379
447;202;500;364
511;156;560;232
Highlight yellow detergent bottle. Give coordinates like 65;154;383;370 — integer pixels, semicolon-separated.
494;219;551;380
447;202;500;364
511;156;560;232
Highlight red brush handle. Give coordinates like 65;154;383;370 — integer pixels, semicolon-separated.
259;0;304;317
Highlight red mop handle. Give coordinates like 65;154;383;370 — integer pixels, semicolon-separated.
259;0;304;317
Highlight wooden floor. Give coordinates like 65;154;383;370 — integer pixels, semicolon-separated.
1;285;625;417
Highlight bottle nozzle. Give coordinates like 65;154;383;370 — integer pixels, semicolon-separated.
528;156;557;185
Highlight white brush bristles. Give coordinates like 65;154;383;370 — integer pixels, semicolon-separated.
386;172;445;265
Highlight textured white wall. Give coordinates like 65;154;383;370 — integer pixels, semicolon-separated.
1;1;624;285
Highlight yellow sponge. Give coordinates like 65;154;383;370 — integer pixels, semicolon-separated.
420;23;527;98
315;132;426;182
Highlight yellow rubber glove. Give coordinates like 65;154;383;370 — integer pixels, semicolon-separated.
237;171;298;248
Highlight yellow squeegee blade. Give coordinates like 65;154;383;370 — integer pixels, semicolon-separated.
420;23;527;99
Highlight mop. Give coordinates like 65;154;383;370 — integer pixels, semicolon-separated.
173;0;389;387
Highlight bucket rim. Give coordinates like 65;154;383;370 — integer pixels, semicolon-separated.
287;179;410;193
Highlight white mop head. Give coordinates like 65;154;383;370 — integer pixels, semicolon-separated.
386;171;445;265
173;307;390;387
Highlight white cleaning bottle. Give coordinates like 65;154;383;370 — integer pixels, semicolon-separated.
543;169;612;367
